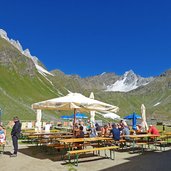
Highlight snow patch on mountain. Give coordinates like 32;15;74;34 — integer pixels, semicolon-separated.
35;64;53;77
101;72;106;76
0;29;53;77
153;102;161;106
106;70;152;92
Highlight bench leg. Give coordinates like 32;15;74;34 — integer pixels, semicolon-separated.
164;144;166;151
113;150;115;160
76;154;79;166
109;150;115;160
104;149;108;158
110;150;112;159
98;150;100;156
3;145;5;154
0;145;5;155
160;143;166;151
61;149;66;160
141;145;144;154
68;153;71;163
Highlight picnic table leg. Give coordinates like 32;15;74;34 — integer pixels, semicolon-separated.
98;150;100;156
76;154;79;166
113;150;115;160
98;141;100;155
104;149;107;158
3;144;5;154
61;148;66;160
132;139;135;153
110;149;112;159
110;149;115;160
68;153;71;163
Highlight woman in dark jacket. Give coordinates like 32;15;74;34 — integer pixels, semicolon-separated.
10;116;21;157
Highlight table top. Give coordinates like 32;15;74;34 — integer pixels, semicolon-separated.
31;131;73;135
124;134;160;138
164;132;171;135
59;137;113;143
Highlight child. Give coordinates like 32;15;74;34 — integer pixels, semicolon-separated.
0;125;5;143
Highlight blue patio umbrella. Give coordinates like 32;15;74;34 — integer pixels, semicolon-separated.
71;113;88;119
61;115;73;120
124;112;142;130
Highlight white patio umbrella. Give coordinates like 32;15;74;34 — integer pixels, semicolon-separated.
103;113;121;120
89;92;95;125
35;109;42;132
32;92;119;127
141;104;149;131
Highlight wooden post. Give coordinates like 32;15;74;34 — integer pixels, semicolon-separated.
73;108;76;132
73;108;76;126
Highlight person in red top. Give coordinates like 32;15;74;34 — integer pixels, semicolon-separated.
148;125;160;135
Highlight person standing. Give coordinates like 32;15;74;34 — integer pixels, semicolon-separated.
10;116;21;157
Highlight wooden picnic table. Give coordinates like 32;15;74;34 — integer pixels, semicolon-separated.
58;137;114;162
23;131;73;145
58;137;113;152
123;134;160;152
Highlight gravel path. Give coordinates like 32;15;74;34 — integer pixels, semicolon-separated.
0;144;171;171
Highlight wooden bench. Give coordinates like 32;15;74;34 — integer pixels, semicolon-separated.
45;143;85;158
47;143;84;149
136;142;148;154
67;146;119;166
155;141;167;151
159;135;167;140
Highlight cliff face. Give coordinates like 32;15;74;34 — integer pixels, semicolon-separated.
0;37;37;76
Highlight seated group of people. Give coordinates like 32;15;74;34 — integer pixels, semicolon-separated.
73;120;131;141
73;119;161;144
0;125;6;144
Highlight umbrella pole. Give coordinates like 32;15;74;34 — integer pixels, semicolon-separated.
73;108;76;131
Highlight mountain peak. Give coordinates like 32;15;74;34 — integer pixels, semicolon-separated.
124;69;134;75
0;28;53;77
0;29;8;40
106;70;153;92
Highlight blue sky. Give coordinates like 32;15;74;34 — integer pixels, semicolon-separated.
1;0;171;77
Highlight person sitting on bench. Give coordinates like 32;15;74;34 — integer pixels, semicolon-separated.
110;123;120;141
0;125;5;143
76;126;84;138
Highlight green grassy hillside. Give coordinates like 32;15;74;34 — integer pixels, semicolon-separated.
0;66;61;120
1;36;171;122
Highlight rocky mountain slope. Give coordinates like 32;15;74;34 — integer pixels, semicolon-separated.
106;70;153;92
0;29;171;121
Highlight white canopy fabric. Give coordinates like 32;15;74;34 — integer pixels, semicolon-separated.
32;93;119;127
32;93;119;113
89;92;95;125
35;109;42;132
103;113;121;120
141;104;149;131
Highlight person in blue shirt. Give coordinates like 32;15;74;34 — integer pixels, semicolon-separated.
90;124;97;137
0;125;4;134
110;123;120;141
0;125;5;143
